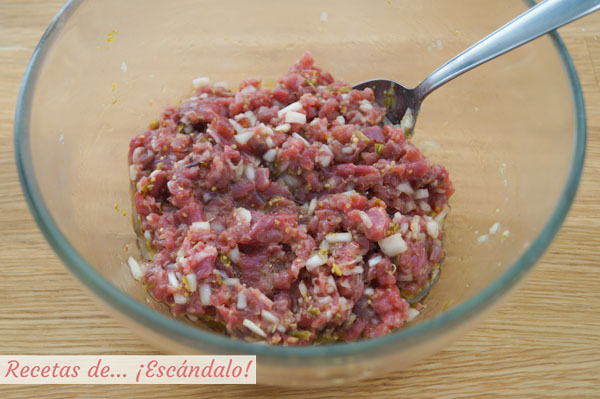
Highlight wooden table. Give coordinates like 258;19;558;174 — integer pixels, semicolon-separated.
1;1;598;398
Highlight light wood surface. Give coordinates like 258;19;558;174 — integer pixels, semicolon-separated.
1;1;599;398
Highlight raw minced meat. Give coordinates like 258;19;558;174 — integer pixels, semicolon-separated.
128;51;454;345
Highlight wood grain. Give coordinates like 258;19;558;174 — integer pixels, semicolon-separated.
0;1;598;398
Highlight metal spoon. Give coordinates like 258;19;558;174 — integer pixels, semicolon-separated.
354;0;600;136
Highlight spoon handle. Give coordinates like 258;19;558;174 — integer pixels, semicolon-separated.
413;0;600;101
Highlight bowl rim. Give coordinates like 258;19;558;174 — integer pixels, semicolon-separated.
14;0;586;360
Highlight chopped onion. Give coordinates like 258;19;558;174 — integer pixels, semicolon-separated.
489;222;500;235
127;257;144;280
261;309;279;324
266;137;274;148
306;253;328;271
234;130;255;145
341;146;354;155
410;216;421;233
192;76;210;88
307;198;317;215
277;324;286;333
343;266;364;275
241;85;257;94
400;107;414;133
319;240;329;250
325;232;353;243
326;275;336;293
285;111;307;124
292;132;310;146
396;182;414;195
477;234;489;243
407;308;420;322
224;278;240;286
245;164;255;181
173;294;188;305
199;284;211;306
214;80;228;88
364;287;374;297
336;115;345;125
234;207;252;224
277;101;303;117
368;255;382;267
263;148;277;162
318;296;333;306
378;233;408;256
426;220;439;238
185;274;197;293
229;246;240;264
167;271;179;288
229;118;245;134
358;211;373;229
434;206;450;225
419;201;432;213
243;319;267;338
359;99;374;113
191;221;210;231
414;189;429;199
129;165;137;181
237;292;247;309
275;123;291;133
298;281;308;297
282;174;301;189
210;220;225;233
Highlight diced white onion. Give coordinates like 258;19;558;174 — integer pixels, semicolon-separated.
410;216;421;233
292;132;310;146
358;211;373;229
234;130;255;145
275;123;291;133
167;271;179;288
224;278;240;286
307;198;317;215
229;246;240;264
282;174;301;189
143;230;152;242
396;182;414;195
378;233;408;256
343;266;364;275
407;308;420;322
489;222;500;235
368;256;382;267
199;283;211;306
192;77;210;88
435;206;450;225
285;111;307;124
277;324;286;333
245;164;255;181
261;309;279;324
243;319;267;338
325;232;353;243
326;275;336;293
266;137;274;148
364;287;374;297
173;293;187;305
414;189;429;199
477;234;489;243
277;101;303;117
237;292;247;309
191;221;211;231
306;253;328;271
298;281;308;297
426;220;439;238
186;273;197;292
129;165;137;181
234;207;252;224
341;146;354;155
210;220;225;233
214;80;228;88
359;99;374;113
400;107;414;133
318;296;333;306
229;118;246;134
336;115;345;125
263;148;277;162
419;201;432;213
127;257;144;280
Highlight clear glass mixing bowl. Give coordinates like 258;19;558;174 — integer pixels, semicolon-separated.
14;0;585;387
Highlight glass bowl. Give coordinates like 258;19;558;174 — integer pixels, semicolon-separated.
14;0;585;387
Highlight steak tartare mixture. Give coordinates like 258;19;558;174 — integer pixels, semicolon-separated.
127;52;454;344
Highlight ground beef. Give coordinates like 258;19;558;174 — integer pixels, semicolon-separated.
128;52;454;345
